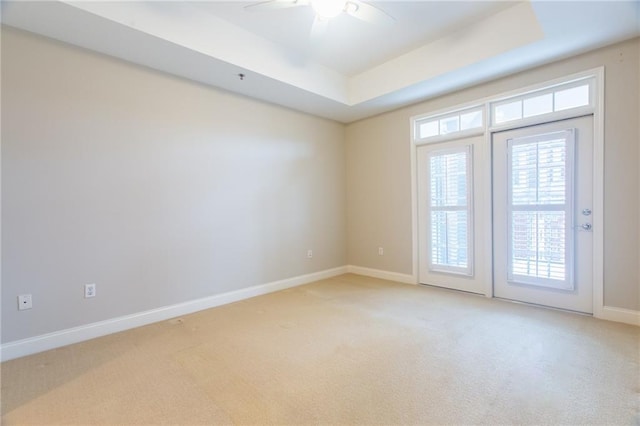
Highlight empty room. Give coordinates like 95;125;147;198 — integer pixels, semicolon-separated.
2;0;639;424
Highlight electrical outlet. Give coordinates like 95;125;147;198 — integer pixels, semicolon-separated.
84;283;96;298
18;294;32;310
378;247;384;256
307;249;313;259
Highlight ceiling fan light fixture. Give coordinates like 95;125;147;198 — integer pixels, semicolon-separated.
311;0;346;19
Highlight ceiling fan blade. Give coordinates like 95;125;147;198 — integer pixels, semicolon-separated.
345;0;395;25
310;16;329;42
244;0;309;12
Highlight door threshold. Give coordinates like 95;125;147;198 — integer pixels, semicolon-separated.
494;296;593;316
418;282;486;298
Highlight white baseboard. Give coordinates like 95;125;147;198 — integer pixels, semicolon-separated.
598;305;640;326
347;265;416;285
6;265;631;362
0;266;348;362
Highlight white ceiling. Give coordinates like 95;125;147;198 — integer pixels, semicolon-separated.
196;1;513;76
2;1;639;123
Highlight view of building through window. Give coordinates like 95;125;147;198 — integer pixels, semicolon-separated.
429;149;470;272
509;134;570;286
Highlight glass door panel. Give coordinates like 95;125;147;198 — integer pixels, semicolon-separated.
507;131;575;290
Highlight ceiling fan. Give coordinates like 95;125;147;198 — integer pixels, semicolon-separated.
244;0;395;40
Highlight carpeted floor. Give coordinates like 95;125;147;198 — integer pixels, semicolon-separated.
2;273;639;425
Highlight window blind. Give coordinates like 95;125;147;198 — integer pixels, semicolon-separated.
507;131;575;289
428;147;472;274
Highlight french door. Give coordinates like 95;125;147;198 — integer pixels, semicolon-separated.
417;136;487;294
492;116;593;313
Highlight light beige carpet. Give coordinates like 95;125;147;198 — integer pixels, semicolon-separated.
2;274;639;425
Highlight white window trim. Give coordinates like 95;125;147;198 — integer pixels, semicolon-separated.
490;77;595;130
413;105;485;144
411;69;599;143
490;106;594;133
409;67;616;324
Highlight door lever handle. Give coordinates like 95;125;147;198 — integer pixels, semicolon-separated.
575;223;592;231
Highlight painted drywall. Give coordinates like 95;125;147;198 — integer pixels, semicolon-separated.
346;37;640;311
349;2;543;104
1;27;346;343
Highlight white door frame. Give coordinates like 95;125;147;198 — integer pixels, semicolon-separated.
410;67;617;322
417;136;487;294
491;117;594;313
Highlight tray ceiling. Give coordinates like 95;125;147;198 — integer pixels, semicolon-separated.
2;1;639;123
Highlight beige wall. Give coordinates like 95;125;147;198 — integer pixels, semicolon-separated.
3;26;639;346
346;37;640;311
1;27;346;343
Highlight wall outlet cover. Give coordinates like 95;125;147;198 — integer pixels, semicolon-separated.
84;283;96;298
18;294;33;310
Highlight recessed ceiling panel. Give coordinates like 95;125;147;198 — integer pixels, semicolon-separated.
196;1;513;76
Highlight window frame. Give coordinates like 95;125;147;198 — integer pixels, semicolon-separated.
411;74;597;145
410;68;604;317
413;106;485;145
489;78;595;131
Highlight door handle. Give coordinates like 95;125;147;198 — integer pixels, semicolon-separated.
575;223;592;231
